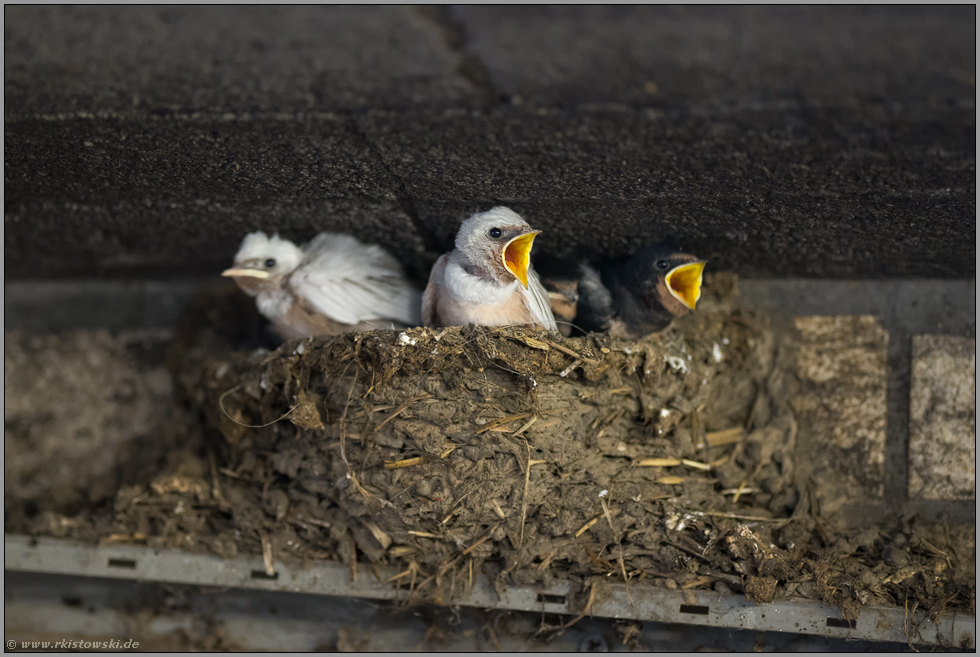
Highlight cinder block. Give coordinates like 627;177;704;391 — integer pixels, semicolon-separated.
908;335;976;501
793;316;889;511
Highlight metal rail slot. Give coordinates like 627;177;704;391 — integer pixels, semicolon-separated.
679;604;711;616
826;617;857;629
536;593;567;605
250;570;279;580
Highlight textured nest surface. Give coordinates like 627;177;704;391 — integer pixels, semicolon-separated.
14;275;974;634
171;275;810;595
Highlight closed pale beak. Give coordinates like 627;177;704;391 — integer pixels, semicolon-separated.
221;267;270;279
664;261;706;310
502;231;540;289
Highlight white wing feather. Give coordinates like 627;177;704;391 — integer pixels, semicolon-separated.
289;233;422;327
522;267;559;332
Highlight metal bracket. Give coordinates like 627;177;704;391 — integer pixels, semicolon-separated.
4;535;973;647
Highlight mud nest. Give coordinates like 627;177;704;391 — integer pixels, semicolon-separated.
31;275;972;632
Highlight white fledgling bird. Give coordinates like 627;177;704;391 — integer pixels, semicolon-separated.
222;231;422;340
421;207;558;331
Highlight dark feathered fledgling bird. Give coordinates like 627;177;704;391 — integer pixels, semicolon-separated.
222;231;422;340
540;245;706;339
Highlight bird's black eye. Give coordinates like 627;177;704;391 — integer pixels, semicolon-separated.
265;258;277;268
489;227;502;239
656;259;670;270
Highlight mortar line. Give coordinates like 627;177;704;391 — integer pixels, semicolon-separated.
344;110;441;282
883;326;911;513
414;5;502;106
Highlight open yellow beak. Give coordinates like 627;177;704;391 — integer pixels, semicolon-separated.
502;231;540;289
221;267;270;280
664;261;706;310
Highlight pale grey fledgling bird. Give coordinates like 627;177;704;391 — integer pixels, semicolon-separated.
421;207;557;331
222;231;422;340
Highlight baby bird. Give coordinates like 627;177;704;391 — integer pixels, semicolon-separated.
222;231;422;340
558;245;706;339
422;207;558;331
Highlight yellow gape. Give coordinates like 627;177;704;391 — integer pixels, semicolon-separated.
665;261;707;310
502;231;540;289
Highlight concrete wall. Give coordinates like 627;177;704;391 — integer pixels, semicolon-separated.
5;6;975;281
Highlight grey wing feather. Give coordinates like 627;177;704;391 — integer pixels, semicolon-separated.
421;254;449;328
524;267;559;332
575;262;614;332
291;233;422;327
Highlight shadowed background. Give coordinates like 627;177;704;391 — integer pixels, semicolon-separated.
4;5;976;282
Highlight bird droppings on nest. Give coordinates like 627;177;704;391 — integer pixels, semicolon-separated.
11;273;974;629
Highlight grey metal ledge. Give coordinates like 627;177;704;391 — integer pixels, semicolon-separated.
4;535;973;647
